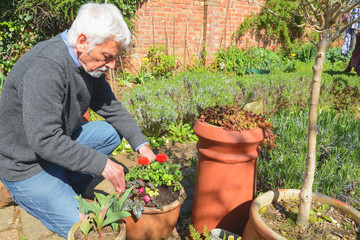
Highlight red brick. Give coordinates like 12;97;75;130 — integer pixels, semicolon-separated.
129;0;269;70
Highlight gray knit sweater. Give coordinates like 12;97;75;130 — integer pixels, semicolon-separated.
0;34;147;181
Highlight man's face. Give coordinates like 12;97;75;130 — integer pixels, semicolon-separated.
77;38;122;78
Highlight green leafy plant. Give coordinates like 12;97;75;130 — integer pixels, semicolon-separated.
187;45;209;73
0;6;44;75
0;0;143;76
133;69;154;84
199;104;277;151
112;139;132;155
295;43;317;63
141;44;179;79
146;135;169;148
124;153;186;220
12;0;144;37
74;186;133;240
185;225;211;240
325;47;351;64
166;122;198;143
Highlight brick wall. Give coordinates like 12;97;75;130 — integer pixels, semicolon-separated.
129;0;262;69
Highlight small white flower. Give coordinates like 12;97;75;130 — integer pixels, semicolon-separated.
219;63;225;70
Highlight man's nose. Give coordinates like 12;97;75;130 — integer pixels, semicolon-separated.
105;59;116;69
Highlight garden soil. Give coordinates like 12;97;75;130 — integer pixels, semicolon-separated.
261;199;360;239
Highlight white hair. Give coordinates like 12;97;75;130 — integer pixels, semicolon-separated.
67;3;131;52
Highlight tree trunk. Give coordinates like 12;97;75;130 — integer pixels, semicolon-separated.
296;33;330;226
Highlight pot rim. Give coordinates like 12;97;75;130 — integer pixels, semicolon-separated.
194;119;265;143
248;189;360;239
195;119;264;132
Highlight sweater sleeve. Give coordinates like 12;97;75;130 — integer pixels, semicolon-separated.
89;76;148;150
22;58;108;176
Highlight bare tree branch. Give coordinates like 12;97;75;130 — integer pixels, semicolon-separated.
334;1;360;22
332;16;360;41
305;33;317;45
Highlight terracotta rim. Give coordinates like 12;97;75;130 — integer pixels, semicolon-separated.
194;120;265;144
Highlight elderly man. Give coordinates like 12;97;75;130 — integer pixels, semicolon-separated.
0;3;155;238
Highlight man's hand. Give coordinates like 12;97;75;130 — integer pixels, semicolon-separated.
138;144;156;161
101;159;125;192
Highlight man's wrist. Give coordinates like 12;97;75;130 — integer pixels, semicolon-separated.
135;142;150;153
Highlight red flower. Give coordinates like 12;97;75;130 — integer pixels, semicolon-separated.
155;153;167;163
138;157;150;165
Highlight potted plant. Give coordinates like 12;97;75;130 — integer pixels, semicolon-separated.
123;153;187;240
241;1;360;239
190;102;276;236
68;186;134;240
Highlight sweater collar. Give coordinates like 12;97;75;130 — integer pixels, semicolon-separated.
60;30;81;68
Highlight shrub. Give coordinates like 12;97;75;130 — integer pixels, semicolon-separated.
141;44;179;79
325;47;351;64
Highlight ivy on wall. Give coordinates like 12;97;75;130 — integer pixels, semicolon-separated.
0;0;44;75
234;0;305;52
0;0;144;76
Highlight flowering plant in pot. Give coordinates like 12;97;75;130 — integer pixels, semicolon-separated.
68;186;134;240
123;153;187;240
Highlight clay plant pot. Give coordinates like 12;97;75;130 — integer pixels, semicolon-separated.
124;185;185;240
0;182;13;209
82;109;90;122
190;120;266;236
242;189;360;240
67;220;126;240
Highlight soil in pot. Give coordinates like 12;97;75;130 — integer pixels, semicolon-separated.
73;225;120;240
260;199;359;239
136;185;180;207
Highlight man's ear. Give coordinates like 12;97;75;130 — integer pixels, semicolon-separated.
75;34;88;53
